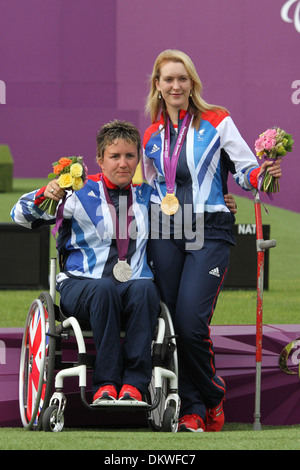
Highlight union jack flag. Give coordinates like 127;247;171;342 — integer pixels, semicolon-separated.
23;304;49;425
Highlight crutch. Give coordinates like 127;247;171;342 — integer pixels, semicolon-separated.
252;190;276;430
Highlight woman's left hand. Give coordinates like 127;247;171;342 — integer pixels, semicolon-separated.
259;158;282;178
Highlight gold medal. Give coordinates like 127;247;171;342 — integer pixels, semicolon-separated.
161;193;180;216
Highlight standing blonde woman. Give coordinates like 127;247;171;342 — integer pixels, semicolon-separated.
143;49;282;432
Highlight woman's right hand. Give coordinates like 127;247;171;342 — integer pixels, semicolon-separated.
224;193;237;214
44;180;66;201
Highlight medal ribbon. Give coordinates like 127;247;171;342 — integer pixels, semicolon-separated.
163;111;192;193
102;176;133;261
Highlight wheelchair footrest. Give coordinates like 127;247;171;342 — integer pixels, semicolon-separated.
90;399;150;409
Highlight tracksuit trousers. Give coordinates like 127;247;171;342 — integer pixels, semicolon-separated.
147;236;230;420
57;277;160;395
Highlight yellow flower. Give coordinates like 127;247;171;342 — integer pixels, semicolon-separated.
58;173;74;188
256;150;265;159
70;163;83;178
72;177;84;191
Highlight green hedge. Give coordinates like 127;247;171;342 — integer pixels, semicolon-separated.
0;145;13;192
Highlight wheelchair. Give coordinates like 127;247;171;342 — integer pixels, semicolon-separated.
18;258;180;433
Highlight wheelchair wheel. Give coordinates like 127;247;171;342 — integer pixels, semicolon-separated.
161;406;178;433
42;405;65;432
19;292;56;430
147;302;178;431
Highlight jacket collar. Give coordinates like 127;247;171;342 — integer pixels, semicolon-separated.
102;173;131;190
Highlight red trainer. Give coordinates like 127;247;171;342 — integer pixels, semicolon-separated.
205;378;226;432
93;385;117;404
205;398;225;432
179;414;205;432
119;384;142;401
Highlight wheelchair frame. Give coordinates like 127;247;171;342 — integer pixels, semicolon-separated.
19;258;180;432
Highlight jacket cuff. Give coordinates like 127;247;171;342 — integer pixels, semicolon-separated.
249;167;261;189
34;186;47;206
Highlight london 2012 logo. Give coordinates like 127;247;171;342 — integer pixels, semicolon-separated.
281;0;300;33
279;338;300;378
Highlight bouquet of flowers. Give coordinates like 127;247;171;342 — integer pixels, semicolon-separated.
254;127;294;193
39;156;88;215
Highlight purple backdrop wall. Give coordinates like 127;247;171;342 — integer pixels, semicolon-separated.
0;0;299;212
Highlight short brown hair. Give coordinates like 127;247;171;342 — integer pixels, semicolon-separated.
96;120;141;162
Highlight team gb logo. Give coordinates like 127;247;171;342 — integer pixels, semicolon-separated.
281;0;300;33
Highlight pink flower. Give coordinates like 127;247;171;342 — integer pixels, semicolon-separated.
263;137;276;150
255;136;266;152
264;128;277;139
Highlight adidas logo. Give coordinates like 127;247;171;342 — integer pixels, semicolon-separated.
209;267;220;277
88;190;97;198
150;144;160;154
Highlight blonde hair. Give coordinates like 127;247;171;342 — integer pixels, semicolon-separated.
145;49;228;129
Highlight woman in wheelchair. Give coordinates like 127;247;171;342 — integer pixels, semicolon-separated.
11;120;160;405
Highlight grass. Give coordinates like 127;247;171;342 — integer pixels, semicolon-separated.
216;192;300;326
0;424;300;450
1;179;300;450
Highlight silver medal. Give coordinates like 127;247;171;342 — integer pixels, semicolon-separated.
113;259;132;282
